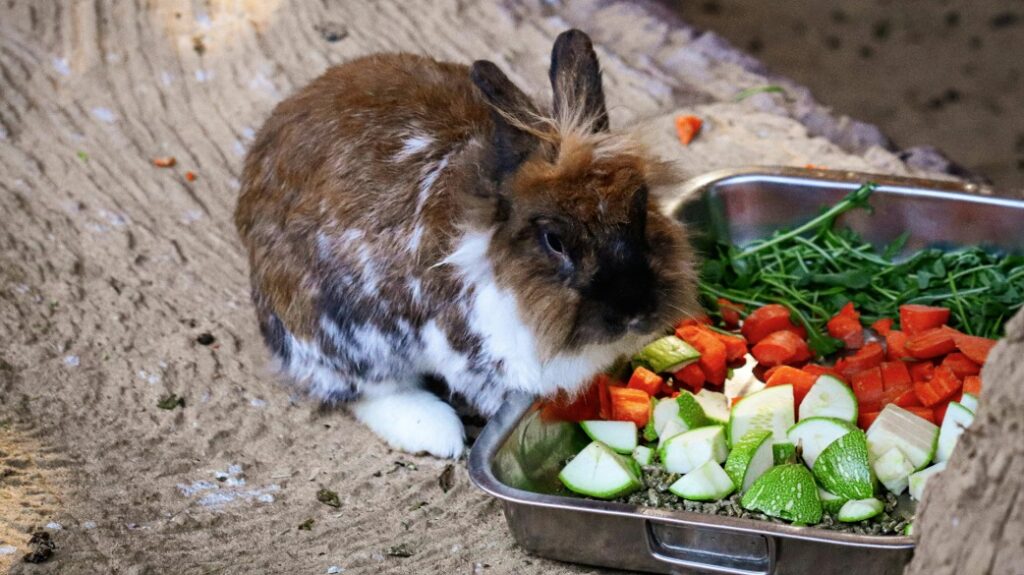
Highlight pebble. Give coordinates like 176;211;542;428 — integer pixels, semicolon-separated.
326;567;344;574
0;545;17;555
46;522;63;531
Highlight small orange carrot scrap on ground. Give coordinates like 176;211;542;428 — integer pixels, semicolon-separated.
674;115;702;146
153;156;176;168
185;171;197;182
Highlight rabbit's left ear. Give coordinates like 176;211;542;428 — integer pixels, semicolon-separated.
471;60;542;182
549;29;609;132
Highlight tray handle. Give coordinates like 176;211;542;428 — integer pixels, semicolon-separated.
644;519;776;575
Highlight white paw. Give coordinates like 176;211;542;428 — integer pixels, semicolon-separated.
349;389;466;459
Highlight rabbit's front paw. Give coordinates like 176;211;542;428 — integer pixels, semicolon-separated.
350;389;466;459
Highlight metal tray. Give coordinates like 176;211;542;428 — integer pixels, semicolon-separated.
468;168;1024;575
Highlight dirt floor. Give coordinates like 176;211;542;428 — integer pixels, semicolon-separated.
0;1;1020;574
670;0;1024;191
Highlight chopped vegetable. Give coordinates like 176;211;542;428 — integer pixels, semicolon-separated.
765;365;817;408
559;442;642;499
676;325;727;386
827;302;864;349
962;374;982;395
669;459;735;501
673;363;705;392
913;365;962;407
608;386;651;427
580;420;638;454
741;304;807;345
632;335;701;373
627;367;664;396
752;330;811;367
741;464;822;524
905;328;958;359
899;304;950;336
674;114;703;145
717;298;744;328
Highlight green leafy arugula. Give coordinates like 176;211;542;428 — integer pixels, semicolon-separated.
698;183;1023;357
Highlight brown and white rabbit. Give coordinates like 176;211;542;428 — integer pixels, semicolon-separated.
235;30;698;458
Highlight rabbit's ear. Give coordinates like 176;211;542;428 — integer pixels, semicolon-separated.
549;29;609;133
471;60;541;181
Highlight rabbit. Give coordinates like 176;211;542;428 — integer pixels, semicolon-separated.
235;29;699;458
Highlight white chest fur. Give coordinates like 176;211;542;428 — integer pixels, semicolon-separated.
433;229;629;413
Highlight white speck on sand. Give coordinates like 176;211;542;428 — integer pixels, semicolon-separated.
91;107;116;123
46;522;63;531
241;127;256;140
250;398;267;408
0;545;17;555
195;69;212;83
83;521;97;529
233;140;246;157
64;355;80;367
327;567;344;574
161;71;174;87
52;57;70;76
181;209;204;224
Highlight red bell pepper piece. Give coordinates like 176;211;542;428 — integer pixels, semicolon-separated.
941;352;981;379
850;366;885;404
879;361;912;391
952;333;997;365
913;365;962;406
871;317;894;336
835;342;885;379
899;304;951;336
962;374;982;395
857;411;881;430
673;363;706;393
905;328;958;359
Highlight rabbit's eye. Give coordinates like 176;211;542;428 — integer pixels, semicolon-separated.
543;231;565;255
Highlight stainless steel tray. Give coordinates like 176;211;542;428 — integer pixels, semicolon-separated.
468;168;1024;575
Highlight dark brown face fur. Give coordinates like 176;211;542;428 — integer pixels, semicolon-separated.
487;136;698;352
472;31;698;353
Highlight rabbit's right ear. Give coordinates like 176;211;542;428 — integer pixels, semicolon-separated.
471;60;541;182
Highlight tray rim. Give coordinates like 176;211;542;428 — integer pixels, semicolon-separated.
469;166;1024;554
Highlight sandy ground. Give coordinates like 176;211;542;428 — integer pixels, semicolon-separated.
671;0;1024;190
0;1;987;574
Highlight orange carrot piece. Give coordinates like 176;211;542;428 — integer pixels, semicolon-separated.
711;330;749;362
627;366;664;396
802;363;846;383
908;361;935;383
765;365;818;408
894;388;923;408
675;115;703;145
677;325;728;386
717;298;745;329
741;304;807;345
608;386;651;427
539;381;602;422
751;329;811;367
